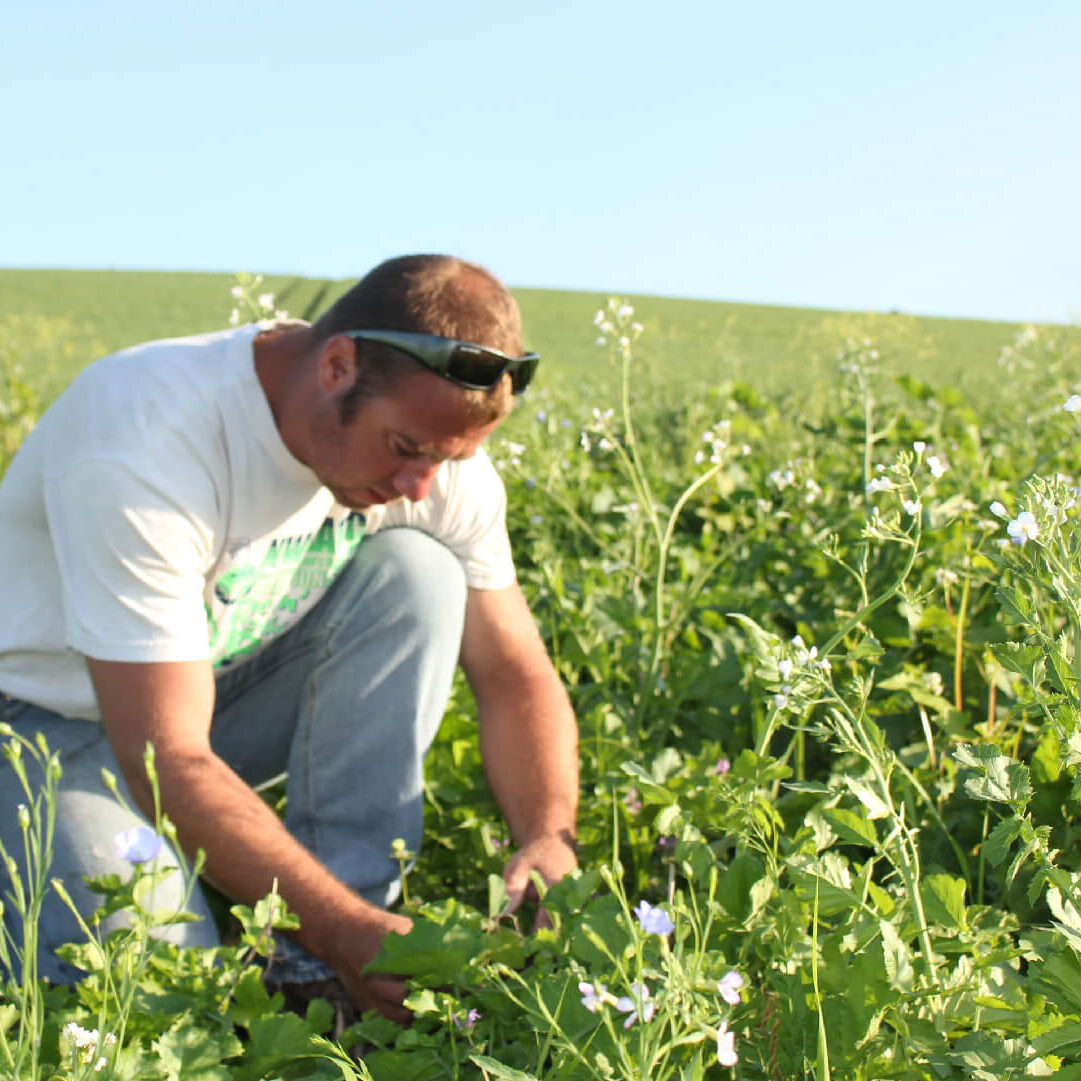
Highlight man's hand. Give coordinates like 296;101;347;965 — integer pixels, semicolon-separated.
503;828;578;929
333;908;415;1024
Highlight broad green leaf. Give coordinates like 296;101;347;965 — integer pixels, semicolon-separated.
822;806;878;847
879;920;914;992
842;778;891;820
650;746;683;782
154;1017;241;1081
920;873;967;931
983;818;1022;867
994;585;1034;626
991;640;1046;689
954;744;1031;807
365;910;483;980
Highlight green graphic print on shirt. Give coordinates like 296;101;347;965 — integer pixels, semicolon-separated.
207;513;366;668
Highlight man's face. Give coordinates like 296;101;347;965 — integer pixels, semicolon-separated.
307;369;503;511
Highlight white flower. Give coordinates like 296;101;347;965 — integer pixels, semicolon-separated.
927;455;947;479
773;685;791;710
989;500;1009;519
923;671;945;696
257;293;275;311
866;477;891;495
778;658;794;680
935;567;959;587
718;970;744;1005
716;1021;739;1067
230;285;244;299
617;303;635;320
1064;395;1081;413
1007;511;1039;546
913;441;926;454
902;499;921;516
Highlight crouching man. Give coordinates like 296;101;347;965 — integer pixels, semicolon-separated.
0;254;579;1020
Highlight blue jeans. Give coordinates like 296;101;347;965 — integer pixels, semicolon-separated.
0;528;466;984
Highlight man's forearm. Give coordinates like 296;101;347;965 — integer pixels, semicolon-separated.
477;666;579;849
147;747;401;968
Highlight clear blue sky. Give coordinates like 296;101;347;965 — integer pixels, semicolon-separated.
3;1;1079;324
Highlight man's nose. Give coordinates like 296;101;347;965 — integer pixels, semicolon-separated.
393;460;441;502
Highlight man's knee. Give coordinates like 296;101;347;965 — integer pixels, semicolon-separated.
356;528;467;634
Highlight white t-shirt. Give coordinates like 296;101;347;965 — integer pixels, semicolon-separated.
0;325;515;720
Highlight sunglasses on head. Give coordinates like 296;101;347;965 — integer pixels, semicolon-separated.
342;329;539;395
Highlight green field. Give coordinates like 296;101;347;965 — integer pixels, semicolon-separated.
5;269;1081;1077
1;268;1070;406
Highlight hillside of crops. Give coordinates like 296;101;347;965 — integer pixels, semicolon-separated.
3;270;1081;1078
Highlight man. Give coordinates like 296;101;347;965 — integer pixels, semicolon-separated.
0;254;579;1020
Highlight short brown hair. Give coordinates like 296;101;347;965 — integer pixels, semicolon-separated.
313;255;523;425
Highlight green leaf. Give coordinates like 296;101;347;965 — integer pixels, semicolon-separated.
154;1016;241;1081
879;921;915;992
954;744;1031;807
920;873;967;931
991;640;1045;689
822;807;878;847
487;873;510;920
469;1054;542;1081
983;818;1022;867
995;585;1035;626
715;854;769;921
228;965;278;1028
842;778;891;820
365;907;484;981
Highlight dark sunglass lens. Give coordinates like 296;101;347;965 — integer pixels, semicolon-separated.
510;356;538;394
446;346;506;389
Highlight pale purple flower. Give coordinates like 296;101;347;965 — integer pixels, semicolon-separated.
114;826;164;864
615;982;654;1027
634;899;675;936
718;970;744;1005
454;1008;482;1030
579;981;609;1012
623;787;642;814
715;757;731;776
716;1021;739;1067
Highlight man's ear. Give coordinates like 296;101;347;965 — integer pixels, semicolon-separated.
316;334;358;393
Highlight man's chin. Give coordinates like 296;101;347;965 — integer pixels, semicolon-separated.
335;488;398;510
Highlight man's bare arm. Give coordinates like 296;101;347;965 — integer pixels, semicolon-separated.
460;584;579;912
87;657;411;1019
